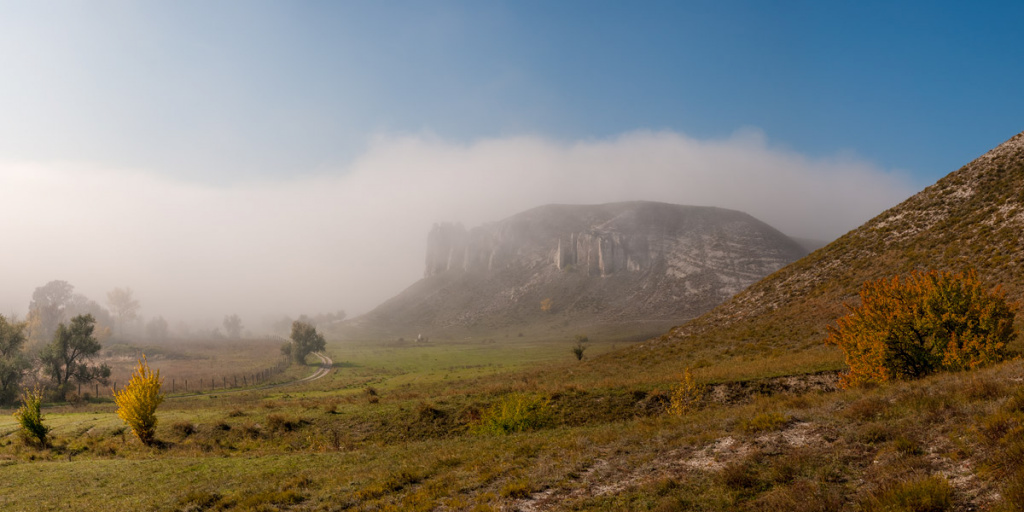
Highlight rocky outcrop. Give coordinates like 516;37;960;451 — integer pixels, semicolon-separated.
354;201;808;336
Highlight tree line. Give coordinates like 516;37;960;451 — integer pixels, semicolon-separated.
0;279;264;405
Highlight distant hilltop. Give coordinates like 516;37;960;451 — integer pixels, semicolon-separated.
346;201;808;338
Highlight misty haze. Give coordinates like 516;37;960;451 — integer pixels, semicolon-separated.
2;2;1023;511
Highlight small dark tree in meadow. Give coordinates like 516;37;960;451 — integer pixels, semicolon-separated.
571;334;589;361
571;342;586;361
289;321;326;365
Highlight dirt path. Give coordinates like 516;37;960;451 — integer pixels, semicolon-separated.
296;352;334;383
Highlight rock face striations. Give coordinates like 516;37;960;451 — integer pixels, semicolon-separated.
354;201;807;336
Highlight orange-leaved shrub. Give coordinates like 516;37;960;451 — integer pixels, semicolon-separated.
828;269;1016;388
113;355;164;445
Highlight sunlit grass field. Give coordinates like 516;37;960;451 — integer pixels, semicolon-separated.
1;332;1021;511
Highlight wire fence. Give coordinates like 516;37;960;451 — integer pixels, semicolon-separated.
81;359;291;397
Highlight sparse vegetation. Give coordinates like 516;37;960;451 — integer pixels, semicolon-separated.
860;475;954;512
668;367;704;416
476;392;552;435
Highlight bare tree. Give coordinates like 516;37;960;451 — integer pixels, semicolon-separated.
26;280;75;345
223;314;243;339
107;287;140;338
145;316;169;341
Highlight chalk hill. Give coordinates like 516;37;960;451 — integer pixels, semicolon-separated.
651;130;1024;361
348;201;807;338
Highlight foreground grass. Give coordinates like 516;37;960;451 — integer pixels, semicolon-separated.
1;335;1021;510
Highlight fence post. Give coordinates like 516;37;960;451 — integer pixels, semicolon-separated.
185;379;188;392
172;379;175;393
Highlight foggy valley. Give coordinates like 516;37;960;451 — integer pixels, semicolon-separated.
2;2;1023;511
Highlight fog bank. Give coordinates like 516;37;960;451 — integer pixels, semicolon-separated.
0;130;918;324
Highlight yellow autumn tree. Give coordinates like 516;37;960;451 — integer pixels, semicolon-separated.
669;368;705;416
113;355;164;445
828;269;1016;388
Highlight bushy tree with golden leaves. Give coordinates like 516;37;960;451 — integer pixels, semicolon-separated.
828;269;1016;388
113;355;164;446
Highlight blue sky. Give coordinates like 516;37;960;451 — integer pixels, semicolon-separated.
1;1;1022;323
3;1;1021;185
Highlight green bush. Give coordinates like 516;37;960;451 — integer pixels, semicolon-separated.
476;393;552;435
13;386;48;447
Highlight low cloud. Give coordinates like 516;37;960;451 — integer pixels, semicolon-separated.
0;130;917;325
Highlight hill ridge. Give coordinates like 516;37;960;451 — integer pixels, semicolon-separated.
349;200;807;337
660;130;1024;352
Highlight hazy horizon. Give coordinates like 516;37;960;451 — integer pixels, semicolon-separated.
2;2;1020;331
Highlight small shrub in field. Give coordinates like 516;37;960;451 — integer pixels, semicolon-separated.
171;421;197;438
112;355;164;446
738;411;790;434
828;269;1016;388
719;459;761;491
999;469;1024;512
893;436;924;456
861;475;953;512
266;413;302;433
477;393;552;435
571;342;587;361
669;368;705;416
13;386;48;447
499;479;533;499
242;423;263;439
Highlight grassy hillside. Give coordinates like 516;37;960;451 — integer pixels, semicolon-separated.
567;131;1024;388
